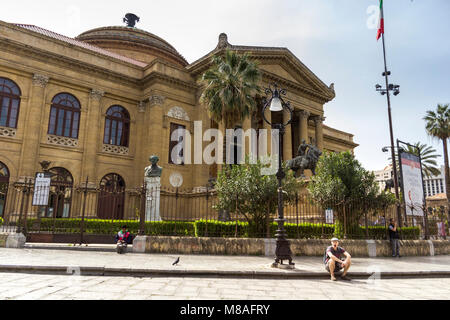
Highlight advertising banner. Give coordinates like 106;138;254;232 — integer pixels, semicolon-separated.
399;151;424;216
32;172;51;206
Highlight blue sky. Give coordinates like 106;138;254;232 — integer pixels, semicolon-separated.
1;0;449;171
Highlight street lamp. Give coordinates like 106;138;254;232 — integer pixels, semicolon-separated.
382;145;404;226
376;75;402;227
262;83;294;268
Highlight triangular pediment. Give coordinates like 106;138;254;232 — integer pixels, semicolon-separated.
188;37;335;103
248;48;335;101
258;64;304;85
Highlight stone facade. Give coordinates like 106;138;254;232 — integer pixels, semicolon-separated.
0;20;358;219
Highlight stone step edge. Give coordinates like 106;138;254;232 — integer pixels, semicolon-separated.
1;264;449;279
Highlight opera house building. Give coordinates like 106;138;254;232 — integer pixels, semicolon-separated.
0;18;357;220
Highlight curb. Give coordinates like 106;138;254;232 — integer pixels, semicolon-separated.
24;244;123;252
1;264;449;279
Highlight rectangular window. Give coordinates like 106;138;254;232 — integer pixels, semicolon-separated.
48;107;57;134
169;123;186;165
64;111;72;137
104;119;110;144
111;120;117;145
8;99;19;128
0;97;9;127
71;112;79;138
117;121;123;146
56;109;64;136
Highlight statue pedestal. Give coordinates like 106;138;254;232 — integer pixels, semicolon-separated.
145;177;161;221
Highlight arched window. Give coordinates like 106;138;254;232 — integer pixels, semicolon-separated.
97;173;126;219
0;162;10;218
0;77;21;128
46;167;73;218
48;93;81;138
104;105;130;147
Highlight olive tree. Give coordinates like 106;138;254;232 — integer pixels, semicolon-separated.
214;157;302;237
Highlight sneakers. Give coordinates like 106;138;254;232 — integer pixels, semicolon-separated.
330;275;337;281
340;274;351;281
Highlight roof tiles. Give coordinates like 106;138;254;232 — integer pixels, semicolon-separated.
14;24;147;67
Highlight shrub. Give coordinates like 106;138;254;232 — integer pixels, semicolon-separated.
358;225;420;240
24;218;420;240
194;220;248;238
26;218;195;236
194;220;334;239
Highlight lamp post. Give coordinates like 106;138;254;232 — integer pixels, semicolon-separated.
381;145;403;226
262;83;294;268
377;78;401;227
376;8;402;227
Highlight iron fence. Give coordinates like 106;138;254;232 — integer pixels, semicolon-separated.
0;178;447;242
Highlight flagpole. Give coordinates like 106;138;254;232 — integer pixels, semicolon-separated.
380;2;403;228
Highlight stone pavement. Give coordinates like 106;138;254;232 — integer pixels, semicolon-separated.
0;272;449;300
0;247;449;279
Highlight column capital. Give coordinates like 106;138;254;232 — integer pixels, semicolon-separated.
313;115;326;124
299;110;311;119
32;74;49;88
90;89;105;101
149;95;165;106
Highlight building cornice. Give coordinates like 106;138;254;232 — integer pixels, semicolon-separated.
323;134;359;149
0;38;142;87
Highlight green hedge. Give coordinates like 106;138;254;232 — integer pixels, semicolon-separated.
362;226;420;240
24;218;420;240
26;218;195;237
194;220;335;239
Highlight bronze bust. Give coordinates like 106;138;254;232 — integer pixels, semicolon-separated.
145;155;162;177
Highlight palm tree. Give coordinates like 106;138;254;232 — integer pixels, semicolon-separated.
423;104;450;203
201;49;261;221
405;143;441;178
201;49;261;131
388;142;440;186
201;50;261;164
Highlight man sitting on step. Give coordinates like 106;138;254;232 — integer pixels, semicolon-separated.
324;237;352;281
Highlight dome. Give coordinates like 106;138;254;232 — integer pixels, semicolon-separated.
76;26;187;67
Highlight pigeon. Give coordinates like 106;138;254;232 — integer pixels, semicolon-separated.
172;257;180;266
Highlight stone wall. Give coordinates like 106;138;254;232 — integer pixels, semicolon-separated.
133;235;450;257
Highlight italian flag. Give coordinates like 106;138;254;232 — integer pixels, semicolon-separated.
376;0;384;40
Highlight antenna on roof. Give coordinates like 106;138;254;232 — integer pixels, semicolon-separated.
123;13;140;28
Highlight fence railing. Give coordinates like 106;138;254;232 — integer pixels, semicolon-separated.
0;178;447;241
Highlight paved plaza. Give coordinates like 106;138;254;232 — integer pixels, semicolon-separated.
1;247;450;274
0;272;449;300
0;248;449;300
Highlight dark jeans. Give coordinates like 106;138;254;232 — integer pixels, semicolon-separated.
390;238;400;256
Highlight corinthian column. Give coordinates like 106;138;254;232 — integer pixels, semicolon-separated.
314;116;325;151
261;107;272;157
19;74;49;178
81;89;104;184
283;108;292;161
298;110;310;145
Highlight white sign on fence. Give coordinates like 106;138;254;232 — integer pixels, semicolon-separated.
325;209;334;224
32;172;51;206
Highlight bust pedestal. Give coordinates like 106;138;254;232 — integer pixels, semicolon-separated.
145;176;161;221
